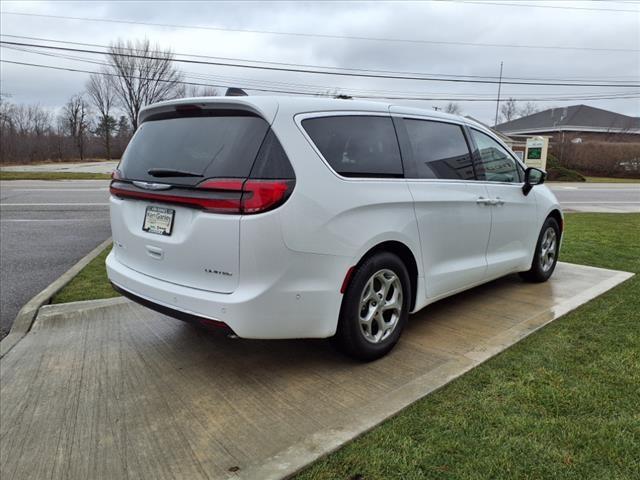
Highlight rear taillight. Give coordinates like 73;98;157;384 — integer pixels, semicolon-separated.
196;178;293;214
196;179;244;213
241;180;291;214
110;178;294;215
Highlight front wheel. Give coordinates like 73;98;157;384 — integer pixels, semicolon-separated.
334;252;410;361
519;217;560;283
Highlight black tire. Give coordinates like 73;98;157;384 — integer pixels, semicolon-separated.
519;216;560;283
334;252;411;361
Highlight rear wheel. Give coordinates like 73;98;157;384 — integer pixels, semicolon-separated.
334;252;410;361
520;217;560;283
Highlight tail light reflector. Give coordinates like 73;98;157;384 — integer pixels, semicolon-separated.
340;266;356;294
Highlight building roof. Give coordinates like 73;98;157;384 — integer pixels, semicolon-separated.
494;104;640;135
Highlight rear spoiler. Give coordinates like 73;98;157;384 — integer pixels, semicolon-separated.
138;97;279;125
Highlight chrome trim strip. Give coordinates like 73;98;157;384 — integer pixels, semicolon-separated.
132;181;173;191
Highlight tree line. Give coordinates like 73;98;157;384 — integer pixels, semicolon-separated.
1;39;217;165
433;100;539;123
498;99;540;124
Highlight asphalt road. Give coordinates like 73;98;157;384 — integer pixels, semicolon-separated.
0;180;111;338
0;179;637;339
549;183;640;213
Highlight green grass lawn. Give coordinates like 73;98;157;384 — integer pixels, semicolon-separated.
51;245;119;304
584;176;640;183
297;213;640;480
50;214;640;479
0;171;111;181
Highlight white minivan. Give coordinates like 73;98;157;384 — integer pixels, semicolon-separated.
107;96;562;360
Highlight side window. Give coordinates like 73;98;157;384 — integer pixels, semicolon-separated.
302;116;403;177
470;129;521;183
403;119;474;180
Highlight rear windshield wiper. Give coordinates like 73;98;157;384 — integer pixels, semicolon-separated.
147;168;203;178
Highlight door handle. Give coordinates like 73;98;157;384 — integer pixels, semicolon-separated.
477;197;505;206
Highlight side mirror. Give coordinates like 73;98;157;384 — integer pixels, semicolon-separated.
523;167;546;196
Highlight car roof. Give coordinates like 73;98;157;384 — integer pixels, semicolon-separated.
139;95;471;126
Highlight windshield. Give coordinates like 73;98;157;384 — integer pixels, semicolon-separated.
119;113;270;186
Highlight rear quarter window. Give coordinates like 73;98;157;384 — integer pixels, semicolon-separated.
302;115;403;178
249;130;295;179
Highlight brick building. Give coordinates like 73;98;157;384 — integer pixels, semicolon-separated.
495;105;640;176
495;104;639;142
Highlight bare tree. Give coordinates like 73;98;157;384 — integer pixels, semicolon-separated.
12;104;31;136
30;106;51;137
0;96;17;162
105;38;184;130
444;102;462;115
0;101;14;130
518;102;539;118
86;73;117;159
53;116;67;161
62;94;90;160
499;98;518;123
181;85;219;98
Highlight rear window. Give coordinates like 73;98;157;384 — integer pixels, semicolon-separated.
302;116;403;177
119;113;270;186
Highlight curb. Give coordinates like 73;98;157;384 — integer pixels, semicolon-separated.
35;297;129;326
0;237;112;358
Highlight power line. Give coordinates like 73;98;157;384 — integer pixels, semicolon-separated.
0;59;313;97
2;33;638;83
456;0;640;12
3;59;638;102
1;10;637;53
2;40;639;88
5;44;634;100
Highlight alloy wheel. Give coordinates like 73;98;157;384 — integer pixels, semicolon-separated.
358;269;403;344
539;227;557;272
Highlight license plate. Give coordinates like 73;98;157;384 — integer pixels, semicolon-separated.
143;206;175;236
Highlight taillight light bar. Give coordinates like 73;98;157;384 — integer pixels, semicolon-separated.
242;180;290;214
110;178;294;215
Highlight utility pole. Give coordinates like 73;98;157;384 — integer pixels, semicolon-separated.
494;61;503;127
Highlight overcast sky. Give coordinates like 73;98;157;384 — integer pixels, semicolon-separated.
1;0;638;125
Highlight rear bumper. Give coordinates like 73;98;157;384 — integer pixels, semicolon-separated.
111;282;234;333
106;250;348;339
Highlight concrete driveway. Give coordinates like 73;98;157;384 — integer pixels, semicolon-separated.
0;262;631;480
